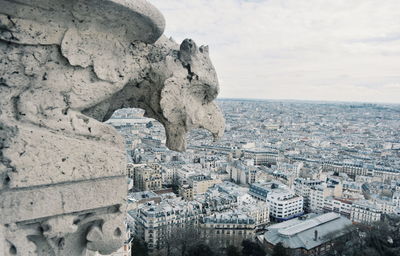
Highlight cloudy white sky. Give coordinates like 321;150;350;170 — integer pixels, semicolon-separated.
150;0;400;103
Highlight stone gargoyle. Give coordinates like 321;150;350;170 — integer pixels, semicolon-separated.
0;0;224;255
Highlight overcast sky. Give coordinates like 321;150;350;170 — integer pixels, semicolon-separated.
150;0;400;103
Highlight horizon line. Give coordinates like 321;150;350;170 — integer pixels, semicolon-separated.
217;97;400;106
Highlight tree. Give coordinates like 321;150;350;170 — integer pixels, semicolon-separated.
131;237;149;256
164;224;201;256
271;242;288;256
241;239;266;256
187;243;215;256
225;245;241;256
324;216;400;256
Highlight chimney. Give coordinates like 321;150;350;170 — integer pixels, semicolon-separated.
314;230;318;241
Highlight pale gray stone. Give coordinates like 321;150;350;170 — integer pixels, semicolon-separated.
0;0;224;255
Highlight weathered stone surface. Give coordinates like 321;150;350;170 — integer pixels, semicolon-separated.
0;0;224;255
1;176;127;223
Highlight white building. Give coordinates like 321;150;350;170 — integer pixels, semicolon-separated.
160;166;175;185
294;178;322;211
371;195;397;215
392;191;400;208
323;197;353;218
309;181;343;213
351;200;382;224
228;160;259;185
249;182;303;221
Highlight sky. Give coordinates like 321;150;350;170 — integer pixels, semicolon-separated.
150;0;400;103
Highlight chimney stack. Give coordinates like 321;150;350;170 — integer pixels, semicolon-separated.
314;230;318;241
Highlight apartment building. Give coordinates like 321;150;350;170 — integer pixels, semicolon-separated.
249;182;303;221
133;164;162;191
351;200;382;224
294;178;322;212
323;197;353;218
393;191;400;208
132;198;203;250
309;181;343;213
179;184;194;201
189;174;222;195
201;212;256;247
243;150;279;165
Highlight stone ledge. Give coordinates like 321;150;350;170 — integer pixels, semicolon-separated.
0;176;127;224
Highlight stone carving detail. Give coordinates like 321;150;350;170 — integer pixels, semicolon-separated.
0;0;224;255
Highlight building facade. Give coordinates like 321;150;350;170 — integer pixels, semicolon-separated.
249;182;303;221
350;200;382;224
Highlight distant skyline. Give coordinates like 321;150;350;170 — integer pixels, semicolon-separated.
151;0;400;104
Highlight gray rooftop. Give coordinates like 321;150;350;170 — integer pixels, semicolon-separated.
262;212;352;250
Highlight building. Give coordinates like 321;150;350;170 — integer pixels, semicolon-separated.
322;162;400;182
179;184;194;201
322;197;353;218
239;201;270;227
127;191;161;211
322;162;368;177
132;198;203;250
189;174;222;195
133;164;162;191
160;166;175;185
202;182;247;209
294;178;322;212
249;182;303;221
243;150;279;165
371;195;397;215
309;181;343;213
201;211;256;247
227;160;260;185
350;200;382;224
393;191;400;208
259;212;352;256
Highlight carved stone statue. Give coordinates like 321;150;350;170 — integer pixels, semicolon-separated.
0;0;224;255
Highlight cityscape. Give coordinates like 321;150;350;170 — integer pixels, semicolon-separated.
2;1;400;256
107;99;400;256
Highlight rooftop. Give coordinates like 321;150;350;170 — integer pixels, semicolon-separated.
262;212;352;250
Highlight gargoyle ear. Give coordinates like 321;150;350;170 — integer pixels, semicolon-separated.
179;39;197;63
199;45;209;54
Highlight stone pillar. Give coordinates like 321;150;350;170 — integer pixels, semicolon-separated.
0;1;224;255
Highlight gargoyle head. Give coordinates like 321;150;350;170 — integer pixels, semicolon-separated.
144;37;225;151
81;36;225;152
